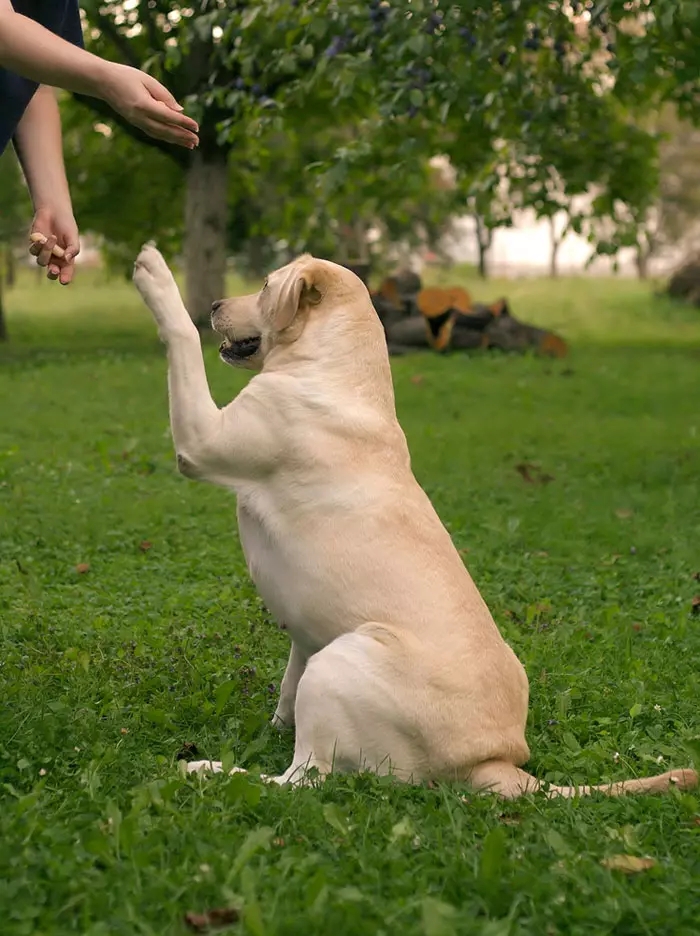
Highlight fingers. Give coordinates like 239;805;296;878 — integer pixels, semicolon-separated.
59;240;80;286
29;233;79;284
138;114;199;149
143;73;184;112
63;239;80;264
147;101;199;134
142;77;199;132
59;259;76;286
36;234;58;268
29;232;65;259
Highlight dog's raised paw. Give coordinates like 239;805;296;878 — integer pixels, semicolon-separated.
133;244;181;319
134;243;173;286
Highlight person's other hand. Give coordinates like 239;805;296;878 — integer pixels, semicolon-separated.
101;63;199;149
29;207;80;285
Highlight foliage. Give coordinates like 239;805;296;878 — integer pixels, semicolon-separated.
60;95;184;274
1;269;700;933
635;107;700;266
0;148;28;245
0;149;31;337
70;2;700;268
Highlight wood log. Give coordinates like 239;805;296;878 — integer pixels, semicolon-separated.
482;312;568;357
666;251;700;306
373;276;568;358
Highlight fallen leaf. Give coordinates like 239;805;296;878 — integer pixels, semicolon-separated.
184;907;240;931
459;548;470;555
535;551;549;558
601;855;656;874
139;540;153;552
615;508;633;519
515;462;554;484
691;596;700;615
75;563;90;574
515;462;536;483
410;374;424;385
692;571;700;581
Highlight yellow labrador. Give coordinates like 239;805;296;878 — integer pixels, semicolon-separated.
133;244;696;798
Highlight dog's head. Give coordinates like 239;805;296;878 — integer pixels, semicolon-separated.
211;254;345;371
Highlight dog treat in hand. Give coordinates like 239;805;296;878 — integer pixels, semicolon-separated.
29;232;66;259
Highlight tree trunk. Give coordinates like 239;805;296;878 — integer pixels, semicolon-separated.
5;245;15;287
0;246;7;341
184;147;229;327
246;238;267;279
474;215;491;278
549;217;562;278
635;245;649;280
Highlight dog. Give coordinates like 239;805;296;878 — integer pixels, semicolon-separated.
133;244;697;798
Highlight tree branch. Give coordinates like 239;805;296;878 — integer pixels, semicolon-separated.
72;93;189;168
94;14;141;67
139;1;163;55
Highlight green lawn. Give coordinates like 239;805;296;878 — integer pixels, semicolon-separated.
1;268;699;936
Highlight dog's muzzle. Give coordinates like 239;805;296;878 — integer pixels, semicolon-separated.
219;336;261;362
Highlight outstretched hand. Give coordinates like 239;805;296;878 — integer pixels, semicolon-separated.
102;64;199;149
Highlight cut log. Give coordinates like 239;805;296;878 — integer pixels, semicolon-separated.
417;287;472;317
666;251;700;306
394;269;422;297
481;310;568;358
372;274;568;358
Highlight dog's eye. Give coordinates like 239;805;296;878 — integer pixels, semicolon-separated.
262;279;269;291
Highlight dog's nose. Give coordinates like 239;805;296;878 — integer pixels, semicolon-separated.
211;300;223;313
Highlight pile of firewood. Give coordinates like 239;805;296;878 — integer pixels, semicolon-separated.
364;270;568;358
666;251;700;307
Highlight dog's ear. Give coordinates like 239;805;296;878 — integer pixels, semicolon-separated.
272;262;323;331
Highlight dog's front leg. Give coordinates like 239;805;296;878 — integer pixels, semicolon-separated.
272;642;307;729
133;244;224;475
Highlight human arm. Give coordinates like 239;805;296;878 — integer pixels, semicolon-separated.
0;0;198;148
13;85;79;284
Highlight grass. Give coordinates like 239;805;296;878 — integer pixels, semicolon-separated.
1;267;699;936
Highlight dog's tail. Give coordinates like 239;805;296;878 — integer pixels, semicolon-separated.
468;759;698;800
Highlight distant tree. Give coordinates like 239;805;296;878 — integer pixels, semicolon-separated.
68;0;700;316
634;108;700;278
61;95;184;274
0;149;31;341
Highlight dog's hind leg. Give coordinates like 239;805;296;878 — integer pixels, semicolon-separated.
268;627;422;786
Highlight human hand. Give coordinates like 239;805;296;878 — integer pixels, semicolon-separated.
29;207;80;285
101;63;199;149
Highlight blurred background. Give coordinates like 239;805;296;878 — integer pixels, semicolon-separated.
2;0;700;345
